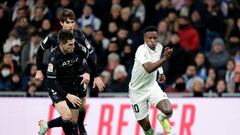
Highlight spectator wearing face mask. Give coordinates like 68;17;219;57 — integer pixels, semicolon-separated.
0;52;21;74
0;65;12;91
177;15;200;53
165;76;188;93
166;32;193;84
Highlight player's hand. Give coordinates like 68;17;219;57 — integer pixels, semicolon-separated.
158;74;166;83
35;70;44;81
93;76;105;92
66;94;82;107
163;47;173;59
80;73;90;85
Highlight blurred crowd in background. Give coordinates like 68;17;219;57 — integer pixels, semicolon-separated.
0;0;240;97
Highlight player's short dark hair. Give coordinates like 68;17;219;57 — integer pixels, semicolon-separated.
58;29;74;44
144;26;157;34
58;8;76;22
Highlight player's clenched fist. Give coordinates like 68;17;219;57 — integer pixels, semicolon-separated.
163;47;173;59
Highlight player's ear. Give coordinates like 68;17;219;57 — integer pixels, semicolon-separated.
143;35;147;41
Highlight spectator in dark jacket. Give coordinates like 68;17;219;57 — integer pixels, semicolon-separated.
206;38;230;77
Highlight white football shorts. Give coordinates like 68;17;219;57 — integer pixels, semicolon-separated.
129;83;168;121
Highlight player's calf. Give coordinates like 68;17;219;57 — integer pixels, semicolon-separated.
156;99;173;134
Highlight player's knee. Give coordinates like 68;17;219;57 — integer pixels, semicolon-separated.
162;106;173;117
158;100;173;117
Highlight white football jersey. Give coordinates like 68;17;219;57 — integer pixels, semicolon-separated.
129;43;164;96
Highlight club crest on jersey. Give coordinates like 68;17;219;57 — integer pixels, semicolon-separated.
47;63;54;72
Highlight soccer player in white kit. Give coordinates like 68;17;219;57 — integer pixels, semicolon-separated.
129;26;173;135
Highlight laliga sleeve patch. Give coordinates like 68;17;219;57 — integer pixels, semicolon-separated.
47;63;54;72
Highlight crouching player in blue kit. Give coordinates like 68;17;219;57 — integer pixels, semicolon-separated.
38;30;92;135
37;9;104;135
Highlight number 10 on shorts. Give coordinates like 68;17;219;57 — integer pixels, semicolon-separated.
132;104;139;113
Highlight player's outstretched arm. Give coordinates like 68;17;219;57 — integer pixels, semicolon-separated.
84;52;105;91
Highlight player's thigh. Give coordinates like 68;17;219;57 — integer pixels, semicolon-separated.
54;101;72;120
130;98;150;121
156;99;172;115
70;109;80;124
148;83;168;107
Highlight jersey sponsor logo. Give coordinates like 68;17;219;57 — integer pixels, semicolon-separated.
47;63;54;72
62;61;70;66
62;58;78;66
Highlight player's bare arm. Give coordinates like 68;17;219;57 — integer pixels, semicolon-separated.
143;47;173;73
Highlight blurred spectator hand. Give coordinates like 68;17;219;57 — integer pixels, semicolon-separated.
35;70;44;80
28;85;37;97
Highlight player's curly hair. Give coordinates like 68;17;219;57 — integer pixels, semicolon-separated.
57;8;76;22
